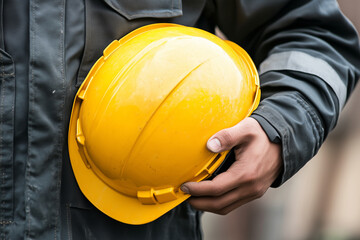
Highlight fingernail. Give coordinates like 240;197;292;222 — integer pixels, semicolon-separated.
180;184;190;194
207;138;221;152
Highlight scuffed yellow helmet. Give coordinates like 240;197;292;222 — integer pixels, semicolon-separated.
68;23;260;225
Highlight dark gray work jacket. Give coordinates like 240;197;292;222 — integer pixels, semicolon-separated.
1;0;359;239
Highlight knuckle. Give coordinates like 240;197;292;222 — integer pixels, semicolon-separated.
253;185;266;198
218;129;234;148
243;169;258;184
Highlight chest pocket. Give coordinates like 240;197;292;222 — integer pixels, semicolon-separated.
103;0;182;20
76;0;183;86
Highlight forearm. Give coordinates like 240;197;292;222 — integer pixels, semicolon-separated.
214;0;360;184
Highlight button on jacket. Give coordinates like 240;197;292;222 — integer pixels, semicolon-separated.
1;0;359;239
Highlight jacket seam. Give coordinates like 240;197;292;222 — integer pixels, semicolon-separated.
66;204;73;240
0;52;4;223
26;0;38;237
0;44;15;226
54;1;66;239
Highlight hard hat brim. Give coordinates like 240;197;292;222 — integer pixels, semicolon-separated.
68;97;190;225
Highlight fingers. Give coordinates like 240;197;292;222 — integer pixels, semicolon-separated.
214;194;260;215
181;159;267;213
206;117;259;153
181;171;240;197
182;117;283;215
187;182;265;215
181;153;259;197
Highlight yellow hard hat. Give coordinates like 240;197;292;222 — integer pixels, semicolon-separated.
68;23;260;225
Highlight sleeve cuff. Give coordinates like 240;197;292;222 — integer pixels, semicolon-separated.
250;114;283;187
250;114;281;144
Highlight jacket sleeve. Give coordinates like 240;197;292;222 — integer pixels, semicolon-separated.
212;0;360;186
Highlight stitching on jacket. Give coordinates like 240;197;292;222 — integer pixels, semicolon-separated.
66;204;73;240
26;0;38;237
54;2;66;239
292;92;324;152
0;73;14;77
0;220;12;225
0;52;4;224
0;48;15;228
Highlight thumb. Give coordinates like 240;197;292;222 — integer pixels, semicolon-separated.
207;127;239;153
207;117;255;153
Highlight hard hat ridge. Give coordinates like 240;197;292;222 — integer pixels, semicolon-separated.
68;23;260;225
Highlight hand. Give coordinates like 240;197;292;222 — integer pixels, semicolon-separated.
180;117;283;215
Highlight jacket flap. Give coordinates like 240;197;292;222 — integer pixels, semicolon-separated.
103;0;183;20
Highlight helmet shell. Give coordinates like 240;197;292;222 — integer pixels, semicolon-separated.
68;23;260;225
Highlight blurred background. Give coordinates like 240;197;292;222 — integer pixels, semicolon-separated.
202;1;360;239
